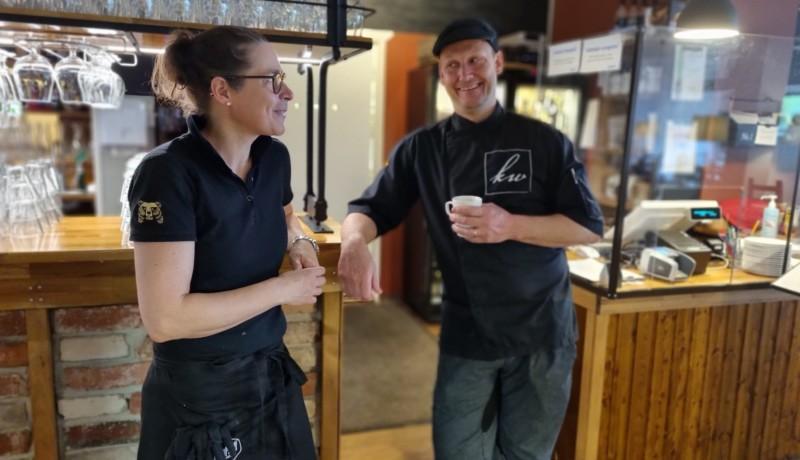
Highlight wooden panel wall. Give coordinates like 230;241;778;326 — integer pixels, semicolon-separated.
583;301;800;459
378;32;430;297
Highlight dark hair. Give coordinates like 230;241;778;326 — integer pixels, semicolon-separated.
151;26;266;115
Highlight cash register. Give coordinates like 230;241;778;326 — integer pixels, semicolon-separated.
605;200;721;276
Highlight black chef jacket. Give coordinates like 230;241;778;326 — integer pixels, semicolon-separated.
349;104;603;360
128;115;293;361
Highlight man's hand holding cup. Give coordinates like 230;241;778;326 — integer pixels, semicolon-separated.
446;195;513;244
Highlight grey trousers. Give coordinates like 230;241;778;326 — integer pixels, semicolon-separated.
433;345;576;460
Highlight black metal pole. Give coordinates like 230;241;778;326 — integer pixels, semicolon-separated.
303;66;315;214
608;28;644;297
782;143;800;274
307;0;345;232
314;59;331;227
326;0;345;60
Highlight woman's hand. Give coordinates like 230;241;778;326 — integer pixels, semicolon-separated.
274;266;326;306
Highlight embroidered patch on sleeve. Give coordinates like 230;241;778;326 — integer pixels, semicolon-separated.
137;201;164;224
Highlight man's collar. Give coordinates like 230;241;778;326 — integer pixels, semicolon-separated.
450;102;504;132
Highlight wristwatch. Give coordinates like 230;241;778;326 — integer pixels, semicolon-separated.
290;235;320;254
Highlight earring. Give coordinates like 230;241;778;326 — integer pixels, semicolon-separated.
226;102;231;107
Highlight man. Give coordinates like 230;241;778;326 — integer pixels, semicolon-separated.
338;18;604;460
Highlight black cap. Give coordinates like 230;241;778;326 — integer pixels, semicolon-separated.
432;18;499;57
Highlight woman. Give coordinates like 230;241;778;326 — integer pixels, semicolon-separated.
129;26;325;460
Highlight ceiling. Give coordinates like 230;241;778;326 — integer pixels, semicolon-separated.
359;0;549;36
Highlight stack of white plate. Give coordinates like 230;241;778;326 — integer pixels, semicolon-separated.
741;236;795;276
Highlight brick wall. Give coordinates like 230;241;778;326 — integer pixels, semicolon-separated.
0;311;31;459
53;304;149;459
0;304;321;459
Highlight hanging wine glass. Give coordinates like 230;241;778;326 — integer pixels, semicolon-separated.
79;50;125;109
54;47;89;105
12;47;55;103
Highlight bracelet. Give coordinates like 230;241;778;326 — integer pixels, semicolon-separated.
290;235;320;254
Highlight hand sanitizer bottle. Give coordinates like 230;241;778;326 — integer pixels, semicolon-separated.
761;194;780;238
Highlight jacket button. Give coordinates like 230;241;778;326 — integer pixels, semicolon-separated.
246;195;253;202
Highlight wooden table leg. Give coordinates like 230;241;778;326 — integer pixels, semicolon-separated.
26;309;58;460
320;291;343;460
575;308;610;460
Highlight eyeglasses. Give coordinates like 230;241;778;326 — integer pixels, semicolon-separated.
223;71;286;94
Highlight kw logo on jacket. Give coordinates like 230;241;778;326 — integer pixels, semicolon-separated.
484;149;532;195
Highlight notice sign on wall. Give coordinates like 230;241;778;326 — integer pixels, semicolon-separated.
580;34;623;74
671;44;707;101
662;121;697;174
547;40;582;77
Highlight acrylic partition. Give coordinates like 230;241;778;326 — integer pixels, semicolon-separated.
550;27;800;297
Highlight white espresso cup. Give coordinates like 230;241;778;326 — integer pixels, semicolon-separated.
445;195;483;215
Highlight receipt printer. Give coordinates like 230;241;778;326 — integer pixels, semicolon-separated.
638;246;697;282
656;230;712;274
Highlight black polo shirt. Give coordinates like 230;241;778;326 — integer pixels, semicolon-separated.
349;104;603;360
128;115;293;361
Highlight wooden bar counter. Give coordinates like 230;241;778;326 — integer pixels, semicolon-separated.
555;262;800;460
0;216;344;460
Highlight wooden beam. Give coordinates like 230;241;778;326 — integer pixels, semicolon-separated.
320;290;343;460
575;308;610;460
0;275;137;311
599;288;796;315
26;309;58;460
572;284;600;312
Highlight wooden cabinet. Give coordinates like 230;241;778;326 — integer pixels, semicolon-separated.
555;282;800;460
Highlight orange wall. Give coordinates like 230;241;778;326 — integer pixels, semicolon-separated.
379;32;431;297
552;0;619;42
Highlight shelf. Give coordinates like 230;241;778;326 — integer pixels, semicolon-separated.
0;5;372;60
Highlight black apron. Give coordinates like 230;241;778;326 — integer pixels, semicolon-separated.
137;344;316;460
